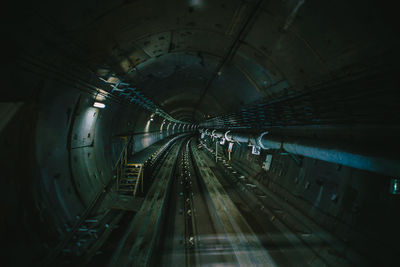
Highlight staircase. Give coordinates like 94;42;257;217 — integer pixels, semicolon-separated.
115;137;144;197
117;163;144;196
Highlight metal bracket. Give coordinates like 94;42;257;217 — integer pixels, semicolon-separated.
224;130;232;142
257;131;269;150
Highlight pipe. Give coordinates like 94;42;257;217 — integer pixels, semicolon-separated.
200;129;400;177
276;137;400;177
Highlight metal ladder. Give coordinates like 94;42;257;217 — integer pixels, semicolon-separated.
117;163;144;197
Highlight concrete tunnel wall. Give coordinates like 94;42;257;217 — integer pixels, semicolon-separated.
0;77;191;263
2;0;399;265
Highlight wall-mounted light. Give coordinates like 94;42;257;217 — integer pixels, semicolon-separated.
390;178;400;195
93;102;106;109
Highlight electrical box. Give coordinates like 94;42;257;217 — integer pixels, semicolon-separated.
252;146;261;155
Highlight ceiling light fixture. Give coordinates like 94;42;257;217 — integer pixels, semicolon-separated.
93;102;106;109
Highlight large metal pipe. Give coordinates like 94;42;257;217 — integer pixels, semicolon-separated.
264;135;400;177
200;129;400;177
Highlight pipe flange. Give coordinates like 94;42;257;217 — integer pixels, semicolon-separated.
257;131;269;149
224;130;233;142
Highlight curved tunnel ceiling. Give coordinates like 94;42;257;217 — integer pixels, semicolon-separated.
3;0;400;266
11;0;397;124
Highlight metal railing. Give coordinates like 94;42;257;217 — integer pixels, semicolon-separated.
115;136;129;189
115;136;144;197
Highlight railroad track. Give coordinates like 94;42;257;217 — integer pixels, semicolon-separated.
107;135;188;266
157;137;231;266
156;137;198;266
43;134;187;266
198;138;364;267
47;134;360;266
156;137;276;266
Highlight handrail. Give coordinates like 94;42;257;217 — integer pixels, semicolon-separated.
115;137;129;192
113;136;131;170
132;164;144;197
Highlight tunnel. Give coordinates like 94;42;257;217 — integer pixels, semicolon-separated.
2;0;400;266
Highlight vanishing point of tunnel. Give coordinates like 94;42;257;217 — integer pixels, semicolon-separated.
2;0;400;266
